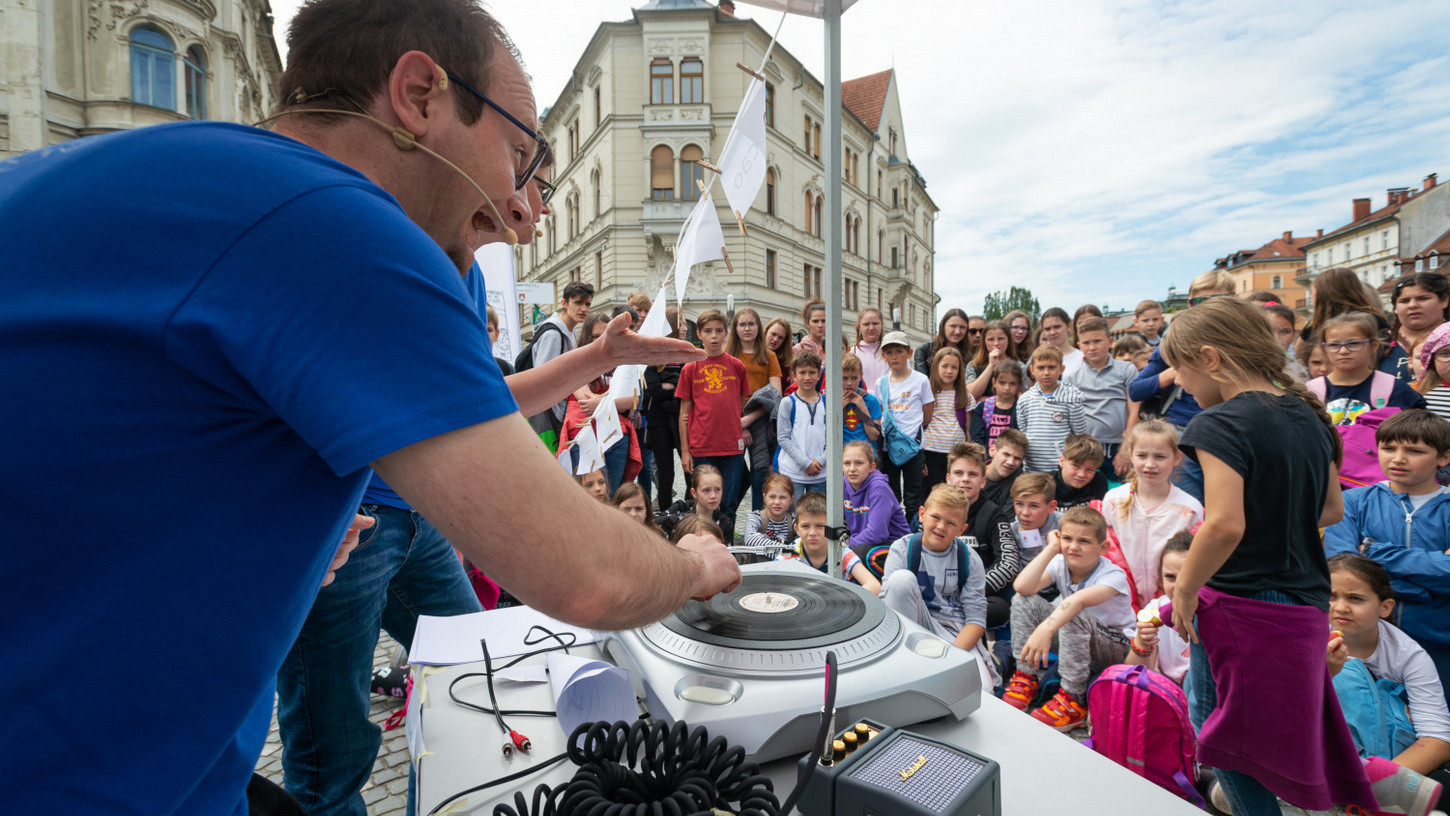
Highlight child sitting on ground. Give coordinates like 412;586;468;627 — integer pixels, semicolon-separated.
776;350;829;497
980;428;1028;511
1326;409;1450;705
878;484;997;689
1017;345;1086;473
743;473;796;557
1010;473;1060;567
843;440;911;553
670;514;725;545
1004;505;1135;732
657;465;725;539
612;483;665;537
944;442;1019;630
972;361;1025;449
1101;419;1204;608
1124;532;1193;685
578;468;610;503
777;492;880;594
1053;433;1109;509
1327;553;1450;777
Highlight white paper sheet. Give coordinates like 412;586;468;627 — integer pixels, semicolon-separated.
547;653;639;738
590;398;625;454
410;607;605;665
493;664;550;684
573;424;606;475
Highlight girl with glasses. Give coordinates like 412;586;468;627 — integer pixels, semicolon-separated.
1302;267;1411;384
1308;312;1425;426
1005;309;1036;366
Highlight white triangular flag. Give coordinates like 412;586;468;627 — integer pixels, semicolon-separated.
557;445;573;474
673;198;726;306
638;283;673;338
716;78;768;220
608;363;645;403
573;424;606;475
591;397;625;453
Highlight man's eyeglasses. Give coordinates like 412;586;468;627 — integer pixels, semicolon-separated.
1188;293;1231;307
534;176;556;206
1321;339;1371;353
445;71;547;190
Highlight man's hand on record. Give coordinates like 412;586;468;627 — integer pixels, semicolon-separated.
596;312;705;368
676;533;742;601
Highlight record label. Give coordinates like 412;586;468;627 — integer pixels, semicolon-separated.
738;592;800;613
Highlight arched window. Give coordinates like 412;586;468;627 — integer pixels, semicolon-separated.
803;191;813;235
649;59;673;105
130;26;175;110
183;46;206;119
650;146;674;201
680;144;704;201
591;169;601;217
568;194;578;239
813;195;822;237
765;168;776;216
680;58;703;104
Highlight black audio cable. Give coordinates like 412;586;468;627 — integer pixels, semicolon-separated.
448;628;580;756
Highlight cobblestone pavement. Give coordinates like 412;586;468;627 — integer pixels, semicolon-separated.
254;632;411;816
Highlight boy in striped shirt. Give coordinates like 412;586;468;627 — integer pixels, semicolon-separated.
1017;345;1087;473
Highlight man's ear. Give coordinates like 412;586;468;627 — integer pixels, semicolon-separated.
387;51;451;141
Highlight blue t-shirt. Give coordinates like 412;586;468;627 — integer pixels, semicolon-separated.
1323;373;1427;426
363;261;493;509
0;122;517;814
842;391;882;443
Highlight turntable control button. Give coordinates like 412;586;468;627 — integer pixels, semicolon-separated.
913;638;948;658
679;685;735;705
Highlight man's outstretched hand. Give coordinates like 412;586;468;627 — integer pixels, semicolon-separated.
595;312;704;368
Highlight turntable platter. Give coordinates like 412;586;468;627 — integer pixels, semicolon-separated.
672;573;868;642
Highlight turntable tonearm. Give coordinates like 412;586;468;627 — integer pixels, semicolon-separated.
604;560;982;762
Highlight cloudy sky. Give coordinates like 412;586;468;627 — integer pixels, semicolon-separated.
267;0;1450;315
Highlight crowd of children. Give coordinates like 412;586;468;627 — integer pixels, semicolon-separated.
520;268;1450;816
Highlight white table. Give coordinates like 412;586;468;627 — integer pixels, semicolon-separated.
411;643;1201;815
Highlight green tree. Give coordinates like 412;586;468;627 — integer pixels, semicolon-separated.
983;287;1040;322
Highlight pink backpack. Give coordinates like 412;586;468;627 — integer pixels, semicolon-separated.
1084;664;1204;807
1307;374;1400;489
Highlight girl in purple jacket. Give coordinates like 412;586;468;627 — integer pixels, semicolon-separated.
842;441;910;550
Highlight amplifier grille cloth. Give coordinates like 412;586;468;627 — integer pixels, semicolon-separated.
847;736;986;813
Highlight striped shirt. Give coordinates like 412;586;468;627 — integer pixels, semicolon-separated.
1016;381;1088;472
1425;385;1450;424
923;389;973;452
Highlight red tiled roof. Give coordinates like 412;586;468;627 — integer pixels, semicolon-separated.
842;69;892;132
1245;234;1315;262
1312;194;1416;245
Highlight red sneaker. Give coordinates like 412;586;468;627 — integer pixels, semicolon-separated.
1002;670;1040;711
1031;689;1088;732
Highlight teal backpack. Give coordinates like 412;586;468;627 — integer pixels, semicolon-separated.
1333;658;1417;760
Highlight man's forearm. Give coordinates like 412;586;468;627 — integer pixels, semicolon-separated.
506;344;609;416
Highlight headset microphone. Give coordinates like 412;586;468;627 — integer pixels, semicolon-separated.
258;103;519;246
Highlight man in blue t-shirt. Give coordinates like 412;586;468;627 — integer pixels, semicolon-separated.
0;2;740;814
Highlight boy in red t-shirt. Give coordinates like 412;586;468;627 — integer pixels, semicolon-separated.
678;309;751;536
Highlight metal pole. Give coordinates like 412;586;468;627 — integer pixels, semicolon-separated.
824;0;844;580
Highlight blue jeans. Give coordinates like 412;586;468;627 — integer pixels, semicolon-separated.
693;454;745;536
276;503;481;816
1187;590;1295;816
1097;443;1120;484
637;444;655;506
1172;448;1204;503
793;481;826;501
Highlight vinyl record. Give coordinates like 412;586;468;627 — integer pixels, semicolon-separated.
672;573;866;642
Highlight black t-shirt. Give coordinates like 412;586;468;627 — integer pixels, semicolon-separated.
980;472;1019;516
1178;393;1336;610
1053;468;1108;509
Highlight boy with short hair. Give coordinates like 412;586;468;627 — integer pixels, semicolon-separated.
1325;409;1450;702
1066;316;1139;479
841;352;883;447
879;484;997;688
1016;345;1086;473
485;303;515;376
980;428;1028;511
1133;300;1164;347
1004;505;1135;731
524;281;593;448
945;442;1019;629
777;491;879;593
1053;433;1109;509
777;351;829;497
677;310;750;534
1010;473;1061;566
879;331;935;520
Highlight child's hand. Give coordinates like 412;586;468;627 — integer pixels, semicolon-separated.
1327;633;1348;677
988;348;1002;364
1134;619;1160;651
1045;529;1062;554
1020;625;1054;670
806;460;823;477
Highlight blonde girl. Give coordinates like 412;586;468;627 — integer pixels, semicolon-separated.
968;320;1016;400
1162;297;1380;814
922;347;973;488
1099;419;1203;608
1309;312;1426;426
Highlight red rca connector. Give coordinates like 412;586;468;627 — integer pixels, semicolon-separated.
509;730;532;752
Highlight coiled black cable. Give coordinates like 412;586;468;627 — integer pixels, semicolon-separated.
493;719;781;816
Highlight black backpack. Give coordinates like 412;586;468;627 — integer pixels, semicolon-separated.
514;321;565;373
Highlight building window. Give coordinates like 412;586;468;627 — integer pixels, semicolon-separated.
570;267;581;283
813;196;822;238
548;217;556;254
650;59;673;105
812;123;821;160
766;249;776;288
765;168;776;216
130;26;175;110
680;144;705;200
1271;274;1282;289
803;263;811;298
595;251;603;290
680;58;703;104
877;170;883;200
183;46;206;119
889;128;897;155
891;246;898;269
1363;236;1370;256
877;288;882;310
592;170;601;217
567;194;579;239
650;145;674;200
910;303;916;326
765;84;774;128
803;115;812;153
878;229;884;263
804;191;813;235
814;267;822;298
568;121;579;162
594;86;601;128
892;187;899;209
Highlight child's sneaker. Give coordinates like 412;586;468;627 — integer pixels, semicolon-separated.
1031;688;1088;731
1363;755;1442;816
1002;670;1040;711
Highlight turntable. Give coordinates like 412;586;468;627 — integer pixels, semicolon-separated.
604;560;981;762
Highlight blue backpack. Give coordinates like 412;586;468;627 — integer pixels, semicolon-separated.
1333;658;1417;760
905;533;970;615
